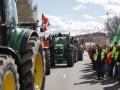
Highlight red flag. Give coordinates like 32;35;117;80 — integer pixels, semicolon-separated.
42;14;48;24
41;14;50;32
42;24;47;31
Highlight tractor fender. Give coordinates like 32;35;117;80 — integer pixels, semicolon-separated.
7;28;38;53
19;29;38;53
0;46;20;67
7;28;27;52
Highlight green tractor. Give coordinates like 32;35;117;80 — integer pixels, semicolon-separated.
0;0;45;90
49;33;74;67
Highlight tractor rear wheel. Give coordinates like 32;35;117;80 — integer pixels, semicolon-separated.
0;54;19;90
50;55;55;67
20;36;45;90
78;50;83;61
67;53;74;67
45;49;50;75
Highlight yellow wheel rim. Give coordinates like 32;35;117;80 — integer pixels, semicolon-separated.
34;52;44;90
3;72;16;90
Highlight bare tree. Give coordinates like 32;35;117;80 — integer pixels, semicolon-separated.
105;15;120;37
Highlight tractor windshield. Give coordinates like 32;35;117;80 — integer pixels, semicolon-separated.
55;37;66;44
4;0;12;22
55;37;68;49
4;0;18;24
0;1;3;21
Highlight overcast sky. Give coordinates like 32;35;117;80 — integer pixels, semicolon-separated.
34;0;120;36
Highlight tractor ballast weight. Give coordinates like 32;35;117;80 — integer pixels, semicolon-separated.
0;0;45;90
49;33;74;67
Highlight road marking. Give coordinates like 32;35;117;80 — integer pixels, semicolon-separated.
63;74;66;79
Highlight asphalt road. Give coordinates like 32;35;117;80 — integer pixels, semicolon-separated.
45;51;120;90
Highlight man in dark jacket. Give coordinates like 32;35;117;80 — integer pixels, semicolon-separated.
96;45;105;80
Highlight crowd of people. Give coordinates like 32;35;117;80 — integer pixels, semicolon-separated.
88;42;120;80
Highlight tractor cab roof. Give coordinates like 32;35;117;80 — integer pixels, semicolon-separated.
53;33;69;37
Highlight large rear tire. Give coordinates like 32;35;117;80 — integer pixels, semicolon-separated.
50;54;55;67
45;49;50;75
20;36;45;90
74;48;77;63
78;49;83;61
0;54;19;90
67;53;74;67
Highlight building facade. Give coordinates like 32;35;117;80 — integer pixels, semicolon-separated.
16;0;37;22
76;32;110;46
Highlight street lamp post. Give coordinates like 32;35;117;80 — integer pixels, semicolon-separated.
92;30;95;45
107;12;109;20
94;27;100;45
106;12;109;36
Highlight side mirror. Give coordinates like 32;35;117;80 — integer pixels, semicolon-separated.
40;27;44;32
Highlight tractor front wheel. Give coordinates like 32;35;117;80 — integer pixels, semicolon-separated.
0;54;19;90
20;36;45;90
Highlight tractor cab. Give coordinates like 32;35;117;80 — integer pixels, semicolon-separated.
0;0;18;28
0;0;18;46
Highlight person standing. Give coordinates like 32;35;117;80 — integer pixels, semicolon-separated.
95;45;105;80
89;46;96;70
117;46;120;80
109;42;118;78
104;47;112;77
114;45;120;79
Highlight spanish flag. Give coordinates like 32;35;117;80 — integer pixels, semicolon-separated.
42;14;48;24
41;14;49;32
